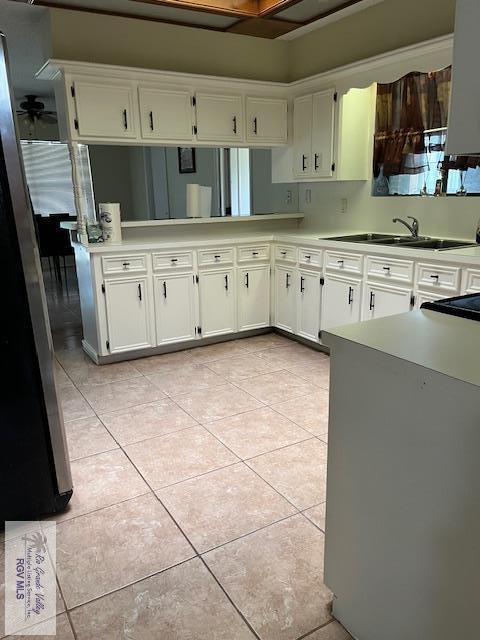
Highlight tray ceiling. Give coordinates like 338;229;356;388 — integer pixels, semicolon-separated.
23;0;382;39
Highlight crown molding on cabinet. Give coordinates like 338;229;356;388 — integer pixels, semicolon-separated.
37;33;453;96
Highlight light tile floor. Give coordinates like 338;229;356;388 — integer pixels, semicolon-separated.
1;267;353;640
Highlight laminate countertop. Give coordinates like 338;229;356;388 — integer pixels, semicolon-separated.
322;309;480;388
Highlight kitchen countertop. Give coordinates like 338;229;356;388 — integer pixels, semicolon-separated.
322;309;480;387
63;224;480;266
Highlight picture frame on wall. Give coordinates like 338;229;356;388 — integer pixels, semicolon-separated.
178;147;196;174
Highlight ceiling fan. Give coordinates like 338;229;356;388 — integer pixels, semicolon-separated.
17;95;58;126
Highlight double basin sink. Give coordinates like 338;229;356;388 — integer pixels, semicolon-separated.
325;233;476;251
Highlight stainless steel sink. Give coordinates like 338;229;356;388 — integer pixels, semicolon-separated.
325;233;403;243
324;233;476;250
406;238;476;250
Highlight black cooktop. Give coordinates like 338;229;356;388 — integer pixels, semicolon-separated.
421;293;480;321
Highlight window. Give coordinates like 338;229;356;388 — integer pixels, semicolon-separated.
372;67;480;196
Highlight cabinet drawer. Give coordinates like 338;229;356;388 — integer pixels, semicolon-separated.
198;247;234;266
298;247;322;268
237;244;270;263
464;268;480;292
366;255;414;284
416;263;461;293
325;250;363;275
152;251;193;271
274;244;296;263
102;254;147;275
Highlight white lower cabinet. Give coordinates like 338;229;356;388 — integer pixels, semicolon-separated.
415;290;442;309
274;265;296;333
198;268;236;337
104;276;154;353
321;273;361;330
363;282;413;320
154;273;196;344
237;265;270;331
297;269;322;342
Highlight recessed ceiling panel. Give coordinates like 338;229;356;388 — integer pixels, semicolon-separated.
276;0;359;22
38;0;238;28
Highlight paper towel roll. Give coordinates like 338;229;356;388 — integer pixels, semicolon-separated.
186;184;201;218
99;203;122;244
199;186;212;218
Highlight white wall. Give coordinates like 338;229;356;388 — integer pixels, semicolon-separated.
298;180;480;242
251;149;299;214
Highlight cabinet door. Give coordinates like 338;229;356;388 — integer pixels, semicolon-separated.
293;95;312;178
297;269;322;342
274;265;296;333
195;93;243;142
237;265;270;331
199;269;236;337
363;282;412;321
154;273;196;345
311;89;336;178
321;274;361;330
139;87;193;141
73;79;137;139
104;277;153;353
246;97;287;144
415;291;442;310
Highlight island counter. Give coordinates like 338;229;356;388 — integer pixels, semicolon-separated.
322;309;480;640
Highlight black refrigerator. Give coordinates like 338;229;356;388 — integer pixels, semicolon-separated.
0;33;72;521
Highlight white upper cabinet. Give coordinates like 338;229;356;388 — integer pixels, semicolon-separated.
138;87;193;142
446;0;480;155
72;78;137;139
293;94;313;178
246;97;287;144
293;89;335;179
311;89;336;178
195;93;243;143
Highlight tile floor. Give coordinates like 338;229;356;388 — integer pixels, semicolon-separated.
1;266;353;640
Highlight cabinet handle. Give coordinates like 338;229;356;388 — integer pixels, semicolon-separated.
232;116;237;134
252;251;258;256
430;274;440;280
337;259;344;266
122;262;130;269
245;272;249;288
348;286;354;305
286;273;291;288
138;283;142;301
300;276;305;293
314;154;319;171
302;154;307;171
305;255;311;261
280;250;287;256
214;254;221;261
369;291;375;310
171;258;178;263
163;281;167;299
382;266;391;272
149;111;154;131
253;117;257;135
123;109;128;130
224;274;229;290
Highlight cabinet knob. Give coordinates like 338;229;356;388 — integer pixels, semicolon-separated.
430;274;440;280
382;266;391;272
337;259;344;266
122;262;130;269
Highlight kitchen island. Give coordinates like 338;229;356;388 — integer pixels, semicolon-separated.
322;309;480;640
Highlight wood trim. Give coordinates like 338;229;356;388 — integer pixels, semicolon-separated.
257;0;305;18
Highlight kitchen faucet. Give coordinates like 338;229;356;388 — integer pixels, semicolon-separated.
392;216;419;238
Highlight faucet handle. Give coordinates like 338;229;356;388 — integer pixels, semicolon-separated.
407;216;419;236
